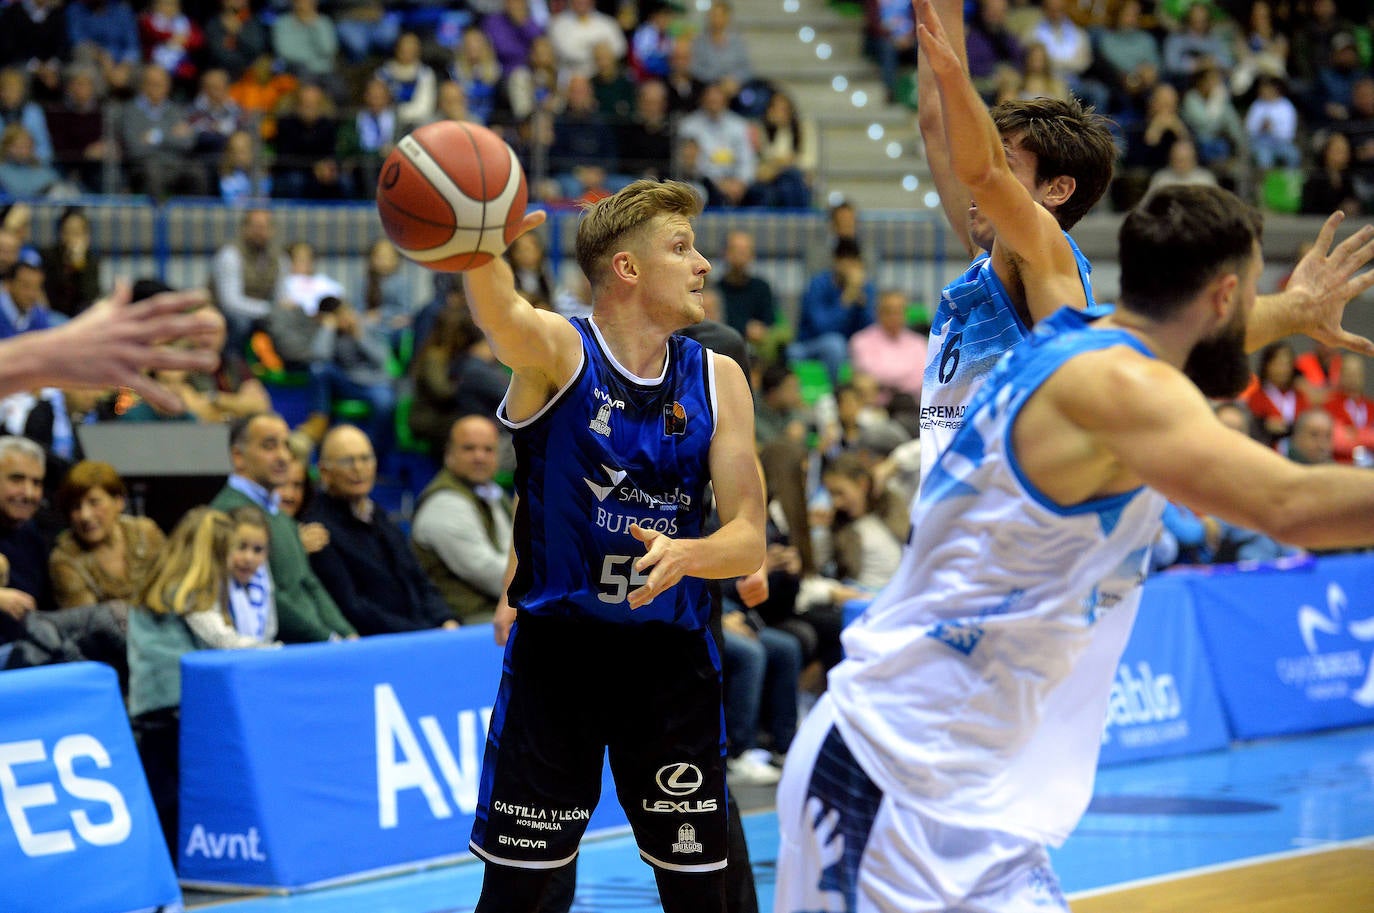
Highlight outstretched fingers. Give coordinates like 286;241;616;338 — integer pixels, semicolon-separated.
1331;223;1374;273
914;0;954;59
1329;327;1374;358
1311;210;1345;259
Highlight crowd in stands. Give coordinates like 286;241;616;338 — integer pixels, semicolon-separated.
871;0;1374;213
0;0;1362;213
0;0;821;211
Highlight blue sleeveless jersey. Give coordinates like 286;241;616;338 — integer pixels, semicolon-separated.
919;232;1096;486
499;317;718;630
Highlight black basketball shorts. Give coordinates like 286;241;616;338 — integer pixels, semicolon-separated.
469;612;728;872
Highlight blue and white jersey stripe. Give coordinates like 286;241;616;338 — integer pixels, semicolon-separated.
919;234;1095;488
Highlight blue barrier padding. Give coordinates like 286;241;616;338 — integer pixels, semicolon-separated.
178;626;627;890
0;662;180;913
841;598;870;628
1098;575;1231;765
1187;554;1374;740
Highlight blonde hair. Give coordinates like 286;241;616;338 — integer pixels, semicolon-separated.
574;180;702;293
140;507;234;616
0;124;30;158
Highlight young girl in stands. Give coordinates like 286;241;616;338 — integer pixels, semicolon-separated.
127;506;278;858
820;452;905;594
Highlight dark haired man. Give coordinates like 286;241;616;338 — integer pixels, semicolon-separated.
0;255;53;339
209;412;355;642
791;238;875;387
914;0;1374;493
776;180;1374;913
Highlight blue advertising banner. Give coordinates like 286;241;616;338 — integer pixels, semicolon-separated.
1188;555;1374;741
0;662;180;913
178;626;628;890
1098;575;1231;766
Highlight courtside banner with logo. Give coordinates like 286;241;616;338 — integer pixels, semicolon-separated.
1098;575;1230;766
179;627;626;890
1188;555;1374;741
0;662;180;913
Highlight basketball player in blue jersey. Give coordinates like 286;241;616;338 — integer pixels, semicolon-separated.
914;0;1374;487
776;180;1374;913
459;179;766;913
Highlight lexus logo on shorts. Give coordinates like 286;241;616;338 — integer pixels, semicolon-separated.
655;763;703;797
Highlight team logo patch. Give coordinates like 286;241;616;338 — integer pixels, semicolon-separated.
664;401;687;436
672;822;703;854
925;620;985;655
584;464;627;501
654;762;704;796
589;402;613;436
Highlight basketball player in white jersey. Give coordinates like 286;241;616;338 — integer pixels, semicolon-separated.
775;177;1374;912
914;0;1374;489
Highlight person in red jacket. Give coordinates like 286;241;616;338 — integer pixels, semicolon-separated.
1245;340;1310;448
1324;354;1374;463
138;0;204;90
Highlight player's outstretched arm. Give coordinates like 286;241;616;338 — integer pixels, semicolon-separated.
914;0;1083;323
1245;211;1374;355
462;211;581;409
915;0;977;258
0;280;224;412
627;353;766;609
1078;354;1374;551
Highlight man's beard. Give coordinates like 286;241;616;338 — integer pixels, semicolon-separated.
1183;315;1250;399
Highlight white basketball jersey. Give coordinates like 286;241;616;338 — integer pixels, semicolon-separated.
829;307;1167;847
919;237;1095;488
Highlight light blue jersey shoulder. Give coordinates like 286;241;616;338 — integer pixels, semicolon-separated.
920;304;1136;512
918;233;1097;484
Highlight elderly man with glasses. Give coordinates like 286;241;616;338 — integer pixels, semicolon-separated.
301;423;457;635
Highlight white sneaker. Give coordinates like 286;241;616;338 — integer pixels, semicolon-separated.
727;753;782;786
742;748;776;768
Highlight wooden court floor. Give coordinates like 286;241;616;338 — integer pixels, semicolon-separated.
1070;841;1374;913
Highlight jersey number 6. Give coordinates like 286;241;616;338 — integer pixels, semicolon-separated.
939;332;963;384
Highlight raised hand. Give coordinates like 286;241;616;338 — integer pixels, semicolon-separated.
5;279;224;412
1281;211;1374;355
